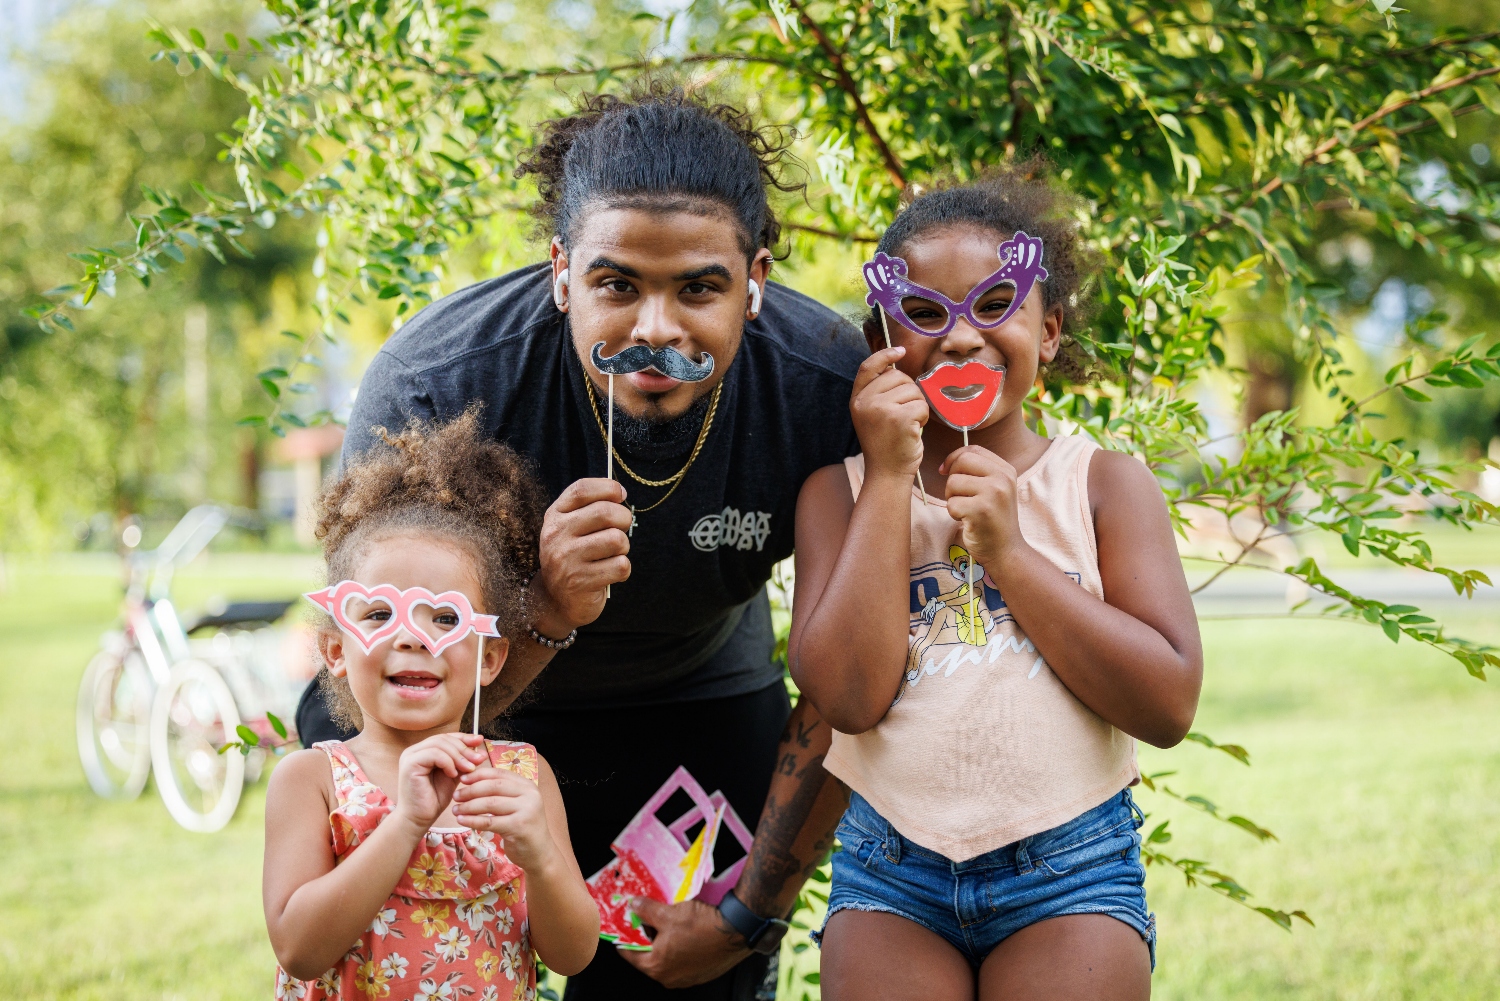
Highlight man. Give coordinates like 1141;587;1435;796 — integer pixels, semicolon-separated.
303;89;861;999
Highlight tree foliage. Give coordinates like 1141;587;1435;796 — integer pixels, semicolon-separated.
21;0;1500;931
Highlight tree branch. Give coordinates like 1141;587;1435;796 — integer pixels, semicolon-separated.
784;221;880;241
783;0;907;189
1250;66;1500;203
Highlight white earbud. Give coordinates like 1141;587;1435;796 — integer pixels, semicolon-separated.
747;278;762;318
553;268;570;311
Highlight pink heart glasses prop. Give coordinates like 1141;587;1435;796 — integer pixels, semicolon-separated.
304;581;501;656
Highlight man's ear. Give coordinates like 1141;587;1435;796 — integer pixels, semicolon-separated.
550;237;568;278
481;637;510;686
319;630;349;678
1038;304;1064;364
748;247;773;290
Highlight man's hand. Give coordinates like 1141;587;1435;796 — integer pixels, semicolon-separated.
617;897;750;989
533;477;633;633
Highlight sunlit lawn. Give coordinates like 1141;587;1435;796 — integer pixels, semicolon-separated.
2;554;1498;1000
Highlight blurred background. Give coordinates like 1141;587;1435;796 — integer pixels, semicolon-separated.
1;1;1498;999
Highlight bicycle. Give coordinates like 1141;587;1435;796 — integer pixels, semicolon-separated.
75;505;315;832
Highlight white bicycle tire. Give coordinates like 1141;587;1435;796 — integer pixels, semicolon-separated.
150;659;245;833
76;648;153;800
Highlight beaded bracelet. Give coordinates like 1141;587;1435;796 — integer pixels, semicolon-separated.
528;625;578;650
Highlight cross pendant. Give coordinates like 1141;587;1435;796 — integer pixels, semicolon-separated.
628;504;638;538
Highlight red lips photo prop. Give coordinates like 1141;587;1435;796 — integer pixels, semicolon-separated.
917;361;1006;431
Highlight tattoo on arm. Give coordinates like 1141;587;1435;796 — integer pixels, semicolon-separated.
739;750;832;915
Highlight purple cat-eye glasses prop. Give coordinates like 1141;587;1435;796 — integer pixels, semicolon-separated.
863;231;1049;338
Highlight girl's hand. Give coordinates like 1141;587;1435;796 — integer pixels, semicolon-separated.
851;347;928;480
941;445;1025;569
393;733;489;832
452;767;556;872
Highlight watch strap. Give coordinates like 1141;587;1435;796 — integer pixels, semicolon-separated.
717;890;790;955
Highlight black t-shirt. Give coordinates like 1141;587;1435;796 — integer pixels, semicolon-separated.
343;263;864;710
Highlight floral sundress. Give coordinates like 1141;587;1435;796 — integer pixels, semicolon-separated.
274;739;541;1001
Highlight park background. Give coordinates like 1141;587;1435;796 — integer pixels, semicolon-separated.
2;0;1499;998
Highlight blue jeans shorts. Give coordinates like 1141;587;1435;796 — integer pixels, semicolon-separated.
814;789;1156;969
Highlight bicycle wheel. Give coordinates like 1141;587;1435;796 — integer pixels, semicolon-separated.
76;647;153;799
149;659;245;833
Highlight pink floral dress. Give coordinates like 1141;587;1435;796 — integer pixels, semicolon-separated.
274;740;541;1001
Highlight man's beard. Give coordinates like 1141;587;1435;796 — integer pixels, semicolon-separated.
613;389;714;454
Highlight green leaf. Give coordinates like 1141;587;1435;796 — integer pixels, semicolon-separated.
1419;101;1457;139
1399;385;1432;402
224;32;239;50
1447;367;1485;389
1381;619;1401;643
235;724;260;746
267;711;288;739
189;27;206;47
237;415;268;427
1475;81;1500;115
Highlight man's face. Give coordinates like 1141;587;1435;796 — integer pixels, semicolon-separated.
554;205;773;422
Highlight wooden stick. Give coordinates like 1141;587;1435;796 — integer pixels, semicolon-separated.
878;309;929;506
962;426;976;635
606;373;613;599
472;636;484;736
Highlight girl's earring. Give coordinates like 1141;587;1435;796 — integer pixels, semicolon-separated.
747;278;762;319
553;268;570;312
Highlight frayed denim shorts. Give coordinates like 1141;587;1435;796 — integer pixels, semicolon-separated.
814;789;1155;969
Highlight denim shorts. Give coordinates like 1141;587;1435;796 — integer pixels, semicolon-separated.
815;789;1155;969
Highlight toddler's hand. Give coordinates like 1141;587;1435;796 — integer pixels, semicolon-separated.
941;445;1024;569
393;733;489;832
451;766;555;872
851;347;928;481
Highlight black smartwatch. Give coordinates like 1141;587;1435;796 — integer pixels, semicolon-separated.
717;890;791;955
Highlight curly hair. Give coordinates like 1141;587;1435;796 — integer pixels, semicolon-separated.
515;81;802;259
311;407;547;731
864;156;1103;381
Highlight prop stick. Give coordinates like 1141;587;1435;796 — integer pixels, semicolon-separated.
878;308;930;506
473;636;484;736
606;372;613;598
472;636;497;765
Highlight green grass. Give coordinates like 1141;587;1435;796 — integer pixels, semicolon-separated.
2;557;1497;999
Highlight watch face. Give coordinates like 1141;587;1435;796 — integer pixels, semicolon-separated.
752;919;790;954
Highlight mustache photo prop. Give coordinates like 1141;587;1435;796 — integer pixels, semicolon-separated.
590;341;716;382
589;341;715;598
863;231;1049;339
305;581;502;737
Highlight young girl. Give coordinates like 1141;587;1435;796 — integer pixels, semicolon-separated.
264;411;599;1001
791;164;1203;1000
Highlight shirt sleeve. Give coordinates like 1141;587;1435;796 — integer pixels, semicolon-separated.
341;350;436;465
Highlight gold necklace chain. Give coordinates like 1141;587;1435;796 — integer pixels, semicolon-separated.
585;376;722;513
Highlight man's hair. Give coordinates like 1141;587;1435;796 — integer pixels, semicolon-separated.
868;156;1103;381
516;82;801;259
312;407;546;730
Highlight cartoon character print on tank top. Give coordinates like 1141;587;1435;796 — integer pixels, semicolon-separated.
273;740;541;1001
902;546;1084;702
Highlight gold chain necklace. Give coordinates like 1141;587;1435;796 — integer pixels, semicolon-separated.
584;376;722;513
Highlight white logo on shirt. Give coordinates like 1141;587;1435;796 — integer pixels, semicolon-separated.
690;508;773;552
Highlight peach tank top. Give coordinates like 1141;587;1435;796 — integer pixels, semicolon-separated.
823;435;1138;862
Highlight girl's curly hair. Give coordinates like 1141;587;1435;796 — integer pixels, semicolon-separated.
515;80;802;259
311;407;546;731
865;156;1103;382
